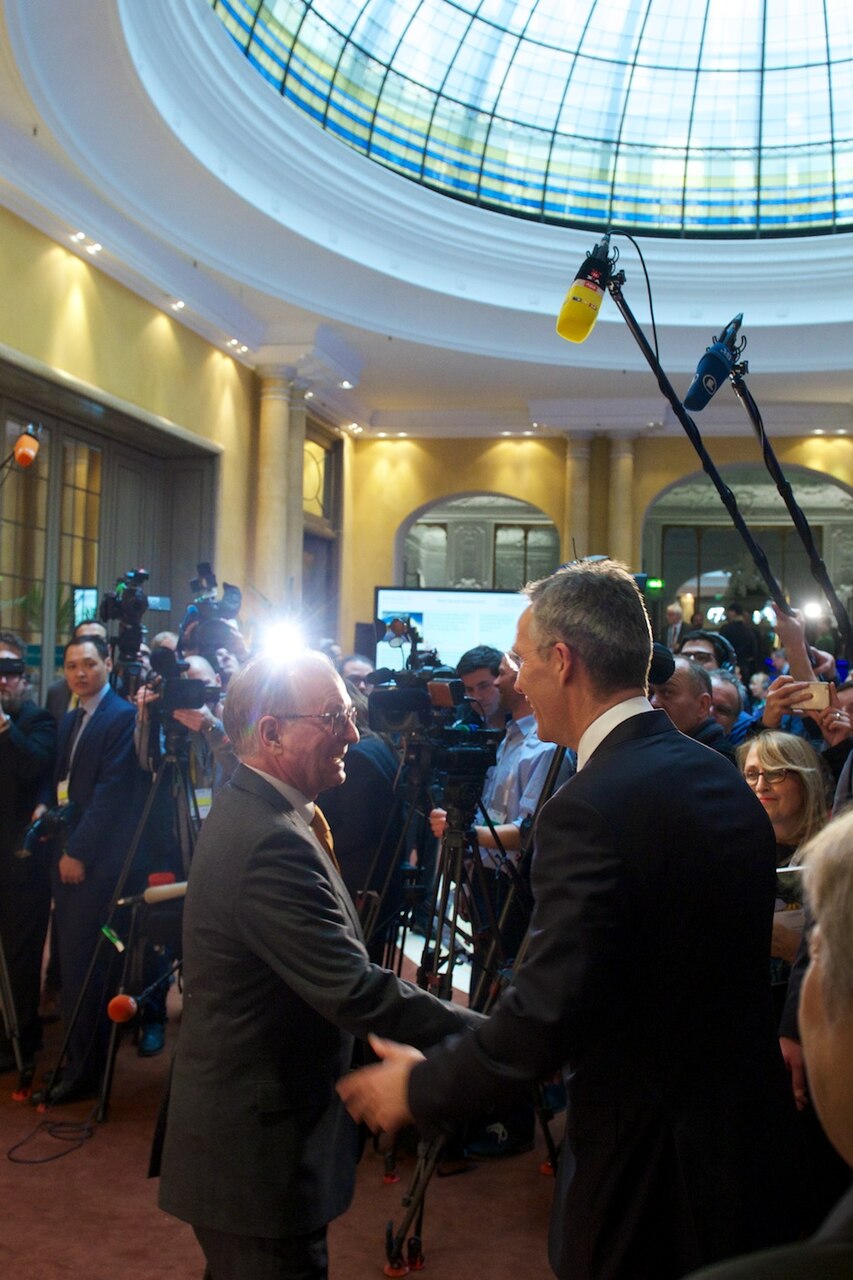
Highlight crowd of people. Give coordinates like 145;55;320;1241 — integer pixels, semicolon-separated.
2;572;853;1279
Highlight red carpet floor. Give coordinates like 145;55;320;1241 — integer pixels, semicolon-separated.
0;995;558;1279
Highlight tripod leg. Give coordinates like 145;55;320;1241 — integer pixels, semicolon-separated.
384;1136;445;1276
96;901;144;1122
0;928;30;1094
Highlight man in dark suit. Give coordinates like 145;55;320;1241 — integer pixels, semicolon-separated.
685;809;853;1279
659;600;684;650
34;635;138;1104
157;652;477;1280
0;632;56;1075
340;559;800;1280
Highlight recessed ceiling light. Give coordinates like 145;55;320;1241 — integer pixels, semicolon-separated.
813;429;825;435
340;380;353;390
397;432;408;438
377;432;387;438
70;231;85;242
523;430;533;436
239;345;248;353
836;429;847;436
304;390;314;400
228;339;239;347
85;242;102;255
501;431;512;436
171;300;185;311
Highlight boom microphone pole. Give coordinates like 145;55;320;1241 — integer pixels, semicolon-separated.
555;235;792;617
683;313;853;661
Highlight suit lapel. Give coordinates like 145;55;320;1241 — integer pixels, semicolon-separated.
229;765;364;937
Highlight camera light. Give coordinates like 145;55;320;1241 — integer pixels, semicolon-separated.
260;619;307;660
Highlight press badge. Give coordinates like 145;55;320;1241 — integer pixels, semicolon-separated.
57;778;70;806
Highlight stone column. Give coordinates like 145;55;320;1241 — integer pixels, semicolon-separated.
563;433;592;560
255;369;304;609
608;434;635;567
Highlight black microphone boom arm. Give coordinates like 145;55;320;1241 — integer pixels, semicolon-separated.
729;370;853;660
605;271;792;617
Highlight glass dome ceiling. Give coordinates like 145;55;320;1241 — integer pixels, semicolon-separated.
209;0;853;238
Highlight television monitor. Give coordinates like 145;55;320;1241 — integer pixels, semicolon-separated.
373;587;526;672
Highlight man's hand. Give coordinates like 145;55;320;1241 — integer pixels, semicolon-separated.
31;803;48;823
771;917;801;966
336;1035;423;1134
172;705;218;734
58;853;86;885
779;1036;808;1111
135;685;159;720
810;688;852;748
429;808;448;840
760;675;815;728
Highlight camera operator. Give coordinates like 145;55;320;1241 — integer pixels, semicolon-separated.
135;653;237;795
455;644;506;729
0;632;57;1075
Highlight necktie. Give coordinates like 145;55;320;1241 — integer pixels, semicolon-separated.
66;706;87;774
310;805;341;874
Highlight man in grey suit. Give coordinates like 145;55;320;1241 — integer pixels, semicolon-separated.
158;651;476;1280
340;560;800;1279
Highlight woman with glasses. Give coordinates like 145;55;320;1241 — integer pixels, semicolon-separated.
738;731;830;983
737;734;849;1234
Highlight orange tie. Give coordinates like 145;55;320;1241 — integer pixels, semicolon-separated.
310;805;341;874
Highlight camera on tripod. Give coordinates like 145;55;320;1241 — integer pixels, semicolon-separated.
366;620;502;825
178;562;242;665
147;648;212;724
99;568;150;697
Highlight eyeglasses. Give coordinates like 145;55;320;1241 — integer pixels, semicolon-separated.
743;767;790;787
274;707;357;735
506;642;557;672
681;650;716;666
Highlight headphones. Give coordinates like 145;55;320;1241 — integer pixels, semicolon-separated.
679;629;738;673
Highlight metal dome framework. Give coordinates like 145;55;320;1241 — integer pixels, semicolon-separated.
209;0;853;238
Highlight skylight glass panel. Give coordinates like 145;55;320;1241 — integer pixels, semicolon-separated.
209;0;853;236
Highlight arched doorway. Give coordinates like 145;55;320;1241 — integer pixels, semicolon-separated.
400;493;561;590
641;463;853;634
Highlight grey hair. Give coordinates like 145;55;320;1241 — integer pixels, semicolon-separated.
676;655;712;697
711;668;746;710
525;559;652;695
801;809;853;1020
222;650;336;759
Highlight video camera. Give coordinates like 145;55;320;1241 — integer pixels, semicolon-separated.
99;568;149;662
0;657;25;678
25;801;78;854
366;618;502;823
146;650;213;721
178;562;242;663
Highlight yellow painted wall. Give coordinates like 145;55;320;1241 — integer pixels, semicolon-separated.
0;206;257;587
633;433;853;565
5;208;851;646
340;435;566;643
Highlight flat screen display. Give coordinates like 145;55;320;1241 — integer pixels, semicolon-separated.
374;586;526;672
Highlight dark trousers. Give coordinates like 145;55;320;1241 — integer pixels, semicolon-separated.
0;847;51;1058
194;1224;328;1280
51;872;117;1085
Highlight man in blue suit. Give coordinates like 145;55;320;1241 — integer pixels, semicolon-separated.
35;636;139;1105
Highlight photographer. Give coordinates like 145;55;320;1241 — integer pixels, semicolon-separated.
0;632;57;1074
